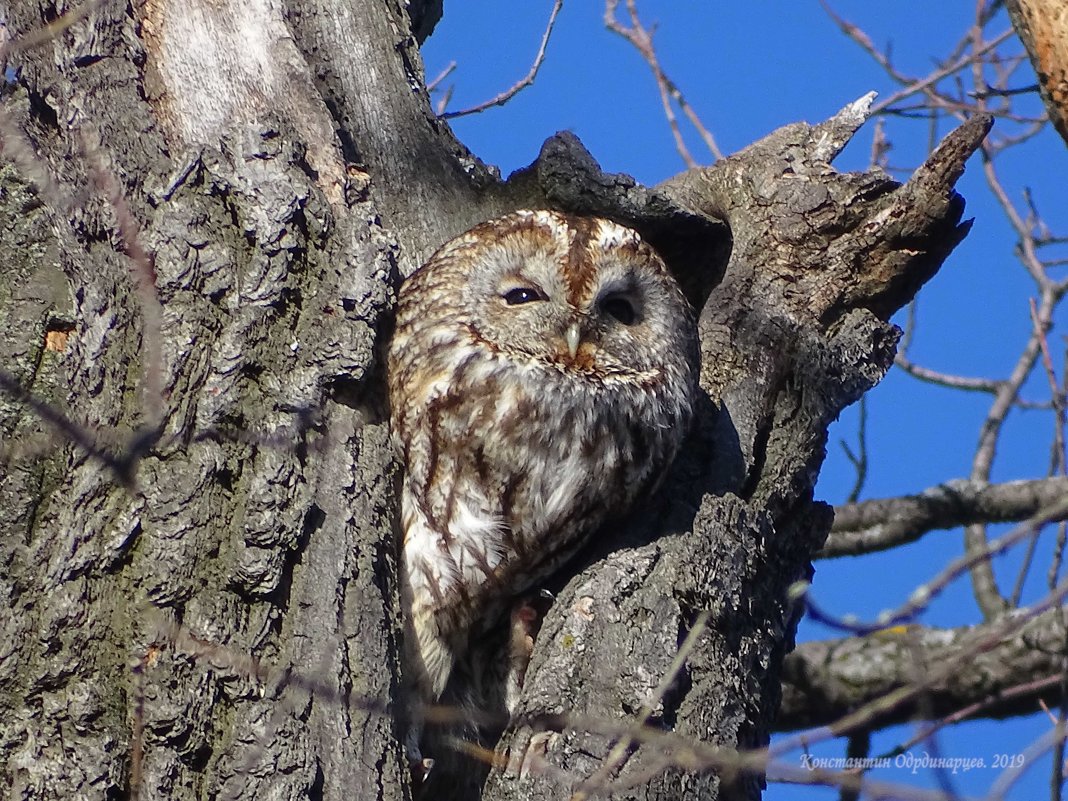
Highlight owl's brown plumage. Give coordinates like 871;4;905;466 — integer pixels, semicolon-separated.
388;210;698;715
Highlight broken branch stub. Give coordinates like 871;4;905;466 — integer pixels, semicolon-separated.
659;97;992;331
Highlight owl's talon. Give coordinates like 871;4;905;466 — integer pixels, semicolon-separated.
408;754;434;789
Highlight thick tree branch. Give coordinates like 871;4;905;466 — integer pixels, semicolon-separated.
777;607;1067;731
823;476;1068;558
284;0;503;266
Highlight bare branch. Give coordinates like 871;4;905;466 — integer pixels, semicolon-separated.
779;608;1066;729
1031;297;1068;475
778;578;1068;747
426;60;456;93
82;128;165;428
0;368;137;486
893;352;1004;393
990;723;1067;798
138;617;977;801
871;29;1016;116
824;476;1068;558
604;0;723;164
811;496;1068;639
440;0;563;119
890;674;1064;759
839;395;868;504
0;0;102;59
967;283;1065;617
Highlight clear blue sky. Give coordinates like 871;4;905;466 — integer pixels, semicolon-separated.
423;2;1068;799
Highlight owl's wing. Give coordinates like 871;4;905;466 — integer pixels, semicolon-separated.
400;482;509;698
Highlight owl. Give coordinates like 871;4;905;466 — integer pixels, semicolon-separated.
388;210;698;735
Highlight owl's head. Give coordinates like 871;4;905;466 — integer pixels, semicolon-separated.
419;210;697;386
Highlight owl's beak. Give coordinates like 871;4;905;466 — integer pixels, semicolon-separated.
564;322;581;359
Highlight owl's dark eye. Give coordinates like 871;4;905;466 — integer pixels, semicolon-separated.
602;294;638;325
503;287;546;306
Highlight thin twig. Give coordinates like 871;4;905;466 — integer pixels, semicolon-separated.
877;673;1065;758
1031;297;1068;475
983;148;1051;286
139;616;973;801
967;287;1063;617
570;611;710;800
871;29;1015;115
783;574;1068;759
0;0;103;59
604;0;723;164
840;396;868;504
894;353;1005;393
894;353;1004;393
1009;523;1040;607
435;85;455;117
813;494;1068;634
82;127;165;429
0;368;135;485
989;725;1067;799
426;60;456;94
959;149;1067;619
972;82;1041;99
440;0;563;119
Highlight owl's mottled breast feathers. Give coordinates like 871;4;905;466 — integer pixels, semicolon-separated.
388;209;698;700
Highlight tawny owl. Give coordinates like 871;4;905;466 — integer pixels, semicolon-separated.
388;210;698;722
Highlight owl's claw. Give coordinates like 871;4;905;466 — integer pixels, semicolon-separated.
505;591;557;713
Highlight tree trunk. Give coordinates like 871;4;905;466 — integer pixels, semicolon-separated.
0;4;987;801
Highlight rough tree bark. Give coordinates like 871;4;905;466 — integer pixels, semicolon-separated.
0;3;986;801
778;606;1066;732
1006;0;1068;147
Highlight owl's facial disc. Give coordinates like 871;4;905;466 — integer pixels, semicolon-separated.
476;246;668;374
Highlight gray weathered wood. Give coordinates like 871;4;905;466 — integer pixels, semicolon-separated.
0;3;987;801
